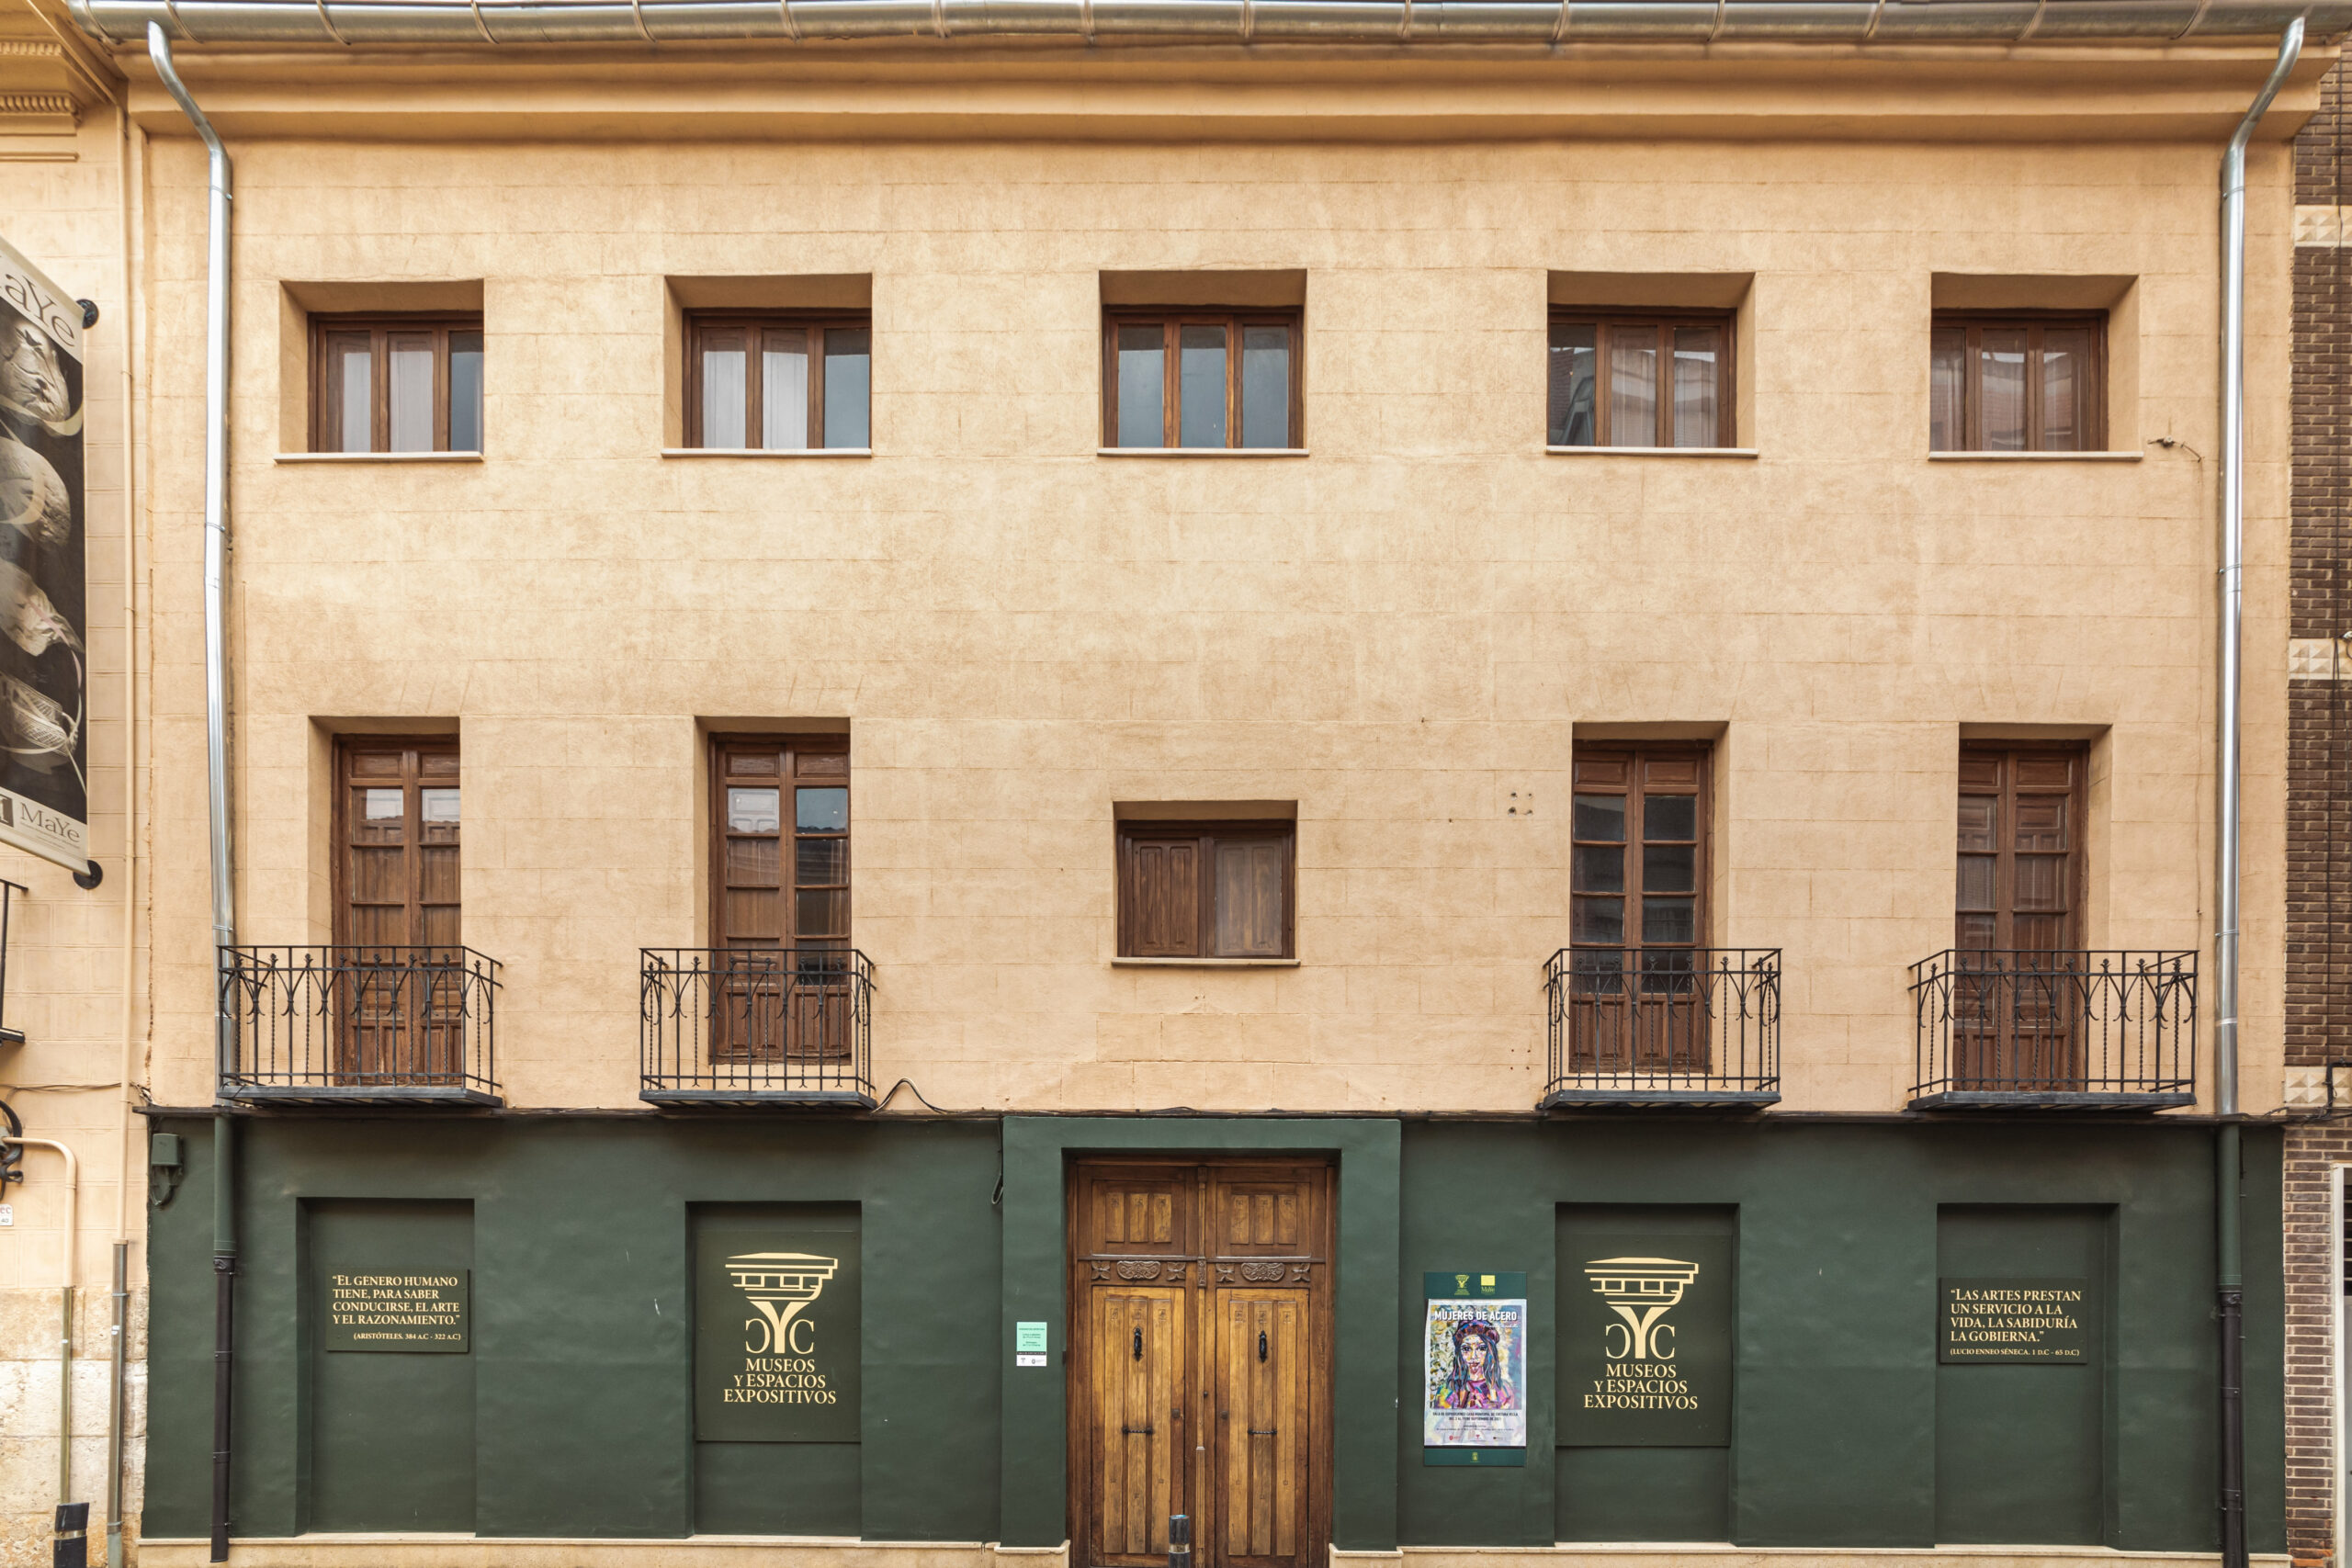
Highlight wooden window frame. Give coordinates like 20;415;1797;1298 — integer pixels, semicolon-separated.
309;313;483;454
1115;820;1296;959
708;733;852;955
330;735;461;953
1955;742;2087;953
1547;309;1737;449
1569;744;1712;965
1929;310;2108;453
684;312;872;451
1102;310;1305;449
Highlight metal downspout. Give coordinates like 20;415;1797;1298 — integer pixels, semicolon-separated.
147;23;238;1563
2216;20;2302;1568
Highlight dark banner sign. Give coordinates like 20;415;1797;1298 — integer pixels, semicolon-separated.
0;235;85;874
322;1269;469;1352
1939;1278;2091;1364
695;1207;860;1443
1557;1230;1734;1447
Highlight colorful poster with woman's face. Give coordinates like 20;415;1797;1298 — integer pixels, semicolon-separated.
1423;1296;1528;1450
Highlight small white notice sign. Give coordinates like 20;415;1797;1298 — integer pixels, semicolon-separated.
1016;1352;1047;1367
0;1203;13;1226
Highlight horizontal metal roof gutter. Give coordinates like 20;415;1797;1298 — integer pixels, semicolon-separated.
68;0;2352;49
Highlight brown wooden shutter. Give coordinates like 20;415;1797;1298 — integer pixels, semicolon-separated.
1118;823;1294;958
334;738;460;953
1954;745;2083;953
1123;836;1203;957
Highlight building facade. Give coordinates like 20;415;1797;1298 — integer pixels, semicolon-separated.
0;3;2333;1565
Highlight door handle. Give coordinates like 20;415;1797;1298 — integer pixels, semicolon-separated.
1134;1327;1143;1360
1259;1330;1268;1362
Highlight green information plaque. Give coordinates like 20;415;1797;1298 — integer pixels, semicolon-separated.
321;1269;469;1353
1556;1233;1734;1447
1939;1277;2091;1364
694;1209;861;1442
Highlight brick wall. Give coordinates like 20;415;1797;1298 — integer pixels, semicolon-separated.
2286;60;2352;1566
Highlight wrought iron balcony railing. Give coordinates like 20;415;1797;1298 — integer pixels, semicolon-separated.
1909;949;2196;1109
640;948;875;1107
1544;947;1781;1108
219;945;502;1106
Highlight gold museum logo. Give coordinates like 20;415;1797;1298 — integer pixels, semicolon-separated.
726;1252;839;1357
1584;1256;1701;1360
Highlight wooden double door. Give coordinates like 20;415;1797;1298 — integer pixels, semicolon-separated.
1069;1160;1332;1568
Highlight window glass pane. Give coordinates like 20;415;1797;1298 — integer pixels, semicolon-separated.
763;333;809;451
795;888;849;939
823;326;870;449
796;786;848;833
1179;323;1228;448
727;787;780;834
1643;842;1697;894
388;333;435;452
796;837;847;886
701;339;748;449
1549;323;1597;446
329;333;372;454
1571;843;1624;894
1115;324;1164;447
1572;896;1624;946
1642;896;1696;944
1571;793;1625;841
419;787;459;825
2040;327;2091;452
1979;328;2028;452
1609;325;1659;446
1212;839;1285;956
1930;324;1964;451
362;787;403;822
1670;325;1720;447
448;330;483;453
1644;795;1696;841
1239;325;1289;448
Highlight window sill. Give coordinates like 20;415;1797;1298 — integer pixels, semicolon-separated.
274;451;483;464
1112;956;1301;968
661;447;874;458
1927;450;2143;462
1096;447;1309;458
1544;446;1758;458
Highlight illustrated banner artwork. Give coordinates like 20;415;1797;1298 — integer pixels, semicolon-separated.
1422;1269;1528;1465
1556;1232;1734;1447
0;234;86;873
695;1208;861;1442
321;1269;469;1352
1939;1277;2091;1364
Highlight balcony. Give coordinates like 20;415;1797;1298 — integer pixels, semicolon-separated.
218;946;502;1106
1543;948;1781;1109
640;948;875;1107
1908;949;2196;1110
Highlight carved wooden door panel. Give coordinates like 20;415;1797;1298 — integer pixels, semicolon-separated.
1071;1161;1329;1568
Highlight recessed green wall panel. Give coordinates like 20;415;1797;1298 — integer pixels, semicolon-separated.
1555;1448;1729;1541
694;1443;860;1535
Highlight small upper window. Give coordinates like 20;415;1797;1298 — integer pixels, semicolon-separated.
1930;313;2104;452
312;314;484;455
1104;312;1298;449
1116;820;1294;958
1549;313;1732;449
687;314;870;450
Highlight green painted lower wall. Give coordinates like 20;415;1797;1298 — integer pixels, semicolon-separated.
143;1112;2281;1554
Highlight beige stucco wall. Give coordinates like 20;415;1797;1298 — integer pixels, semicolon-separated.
0;35;150;1565
98;52;2304;1119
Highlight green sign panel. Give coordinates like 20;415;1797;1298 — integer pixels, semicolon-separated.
1939;1277;2091;1364
695;1208;860;1443
1556;1233;1733;1447
321;1268;469;1353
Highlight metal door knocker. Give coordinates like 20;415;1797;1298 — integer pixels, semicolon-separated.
1258;1330;1268;1362
1134;1326;1143;1360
